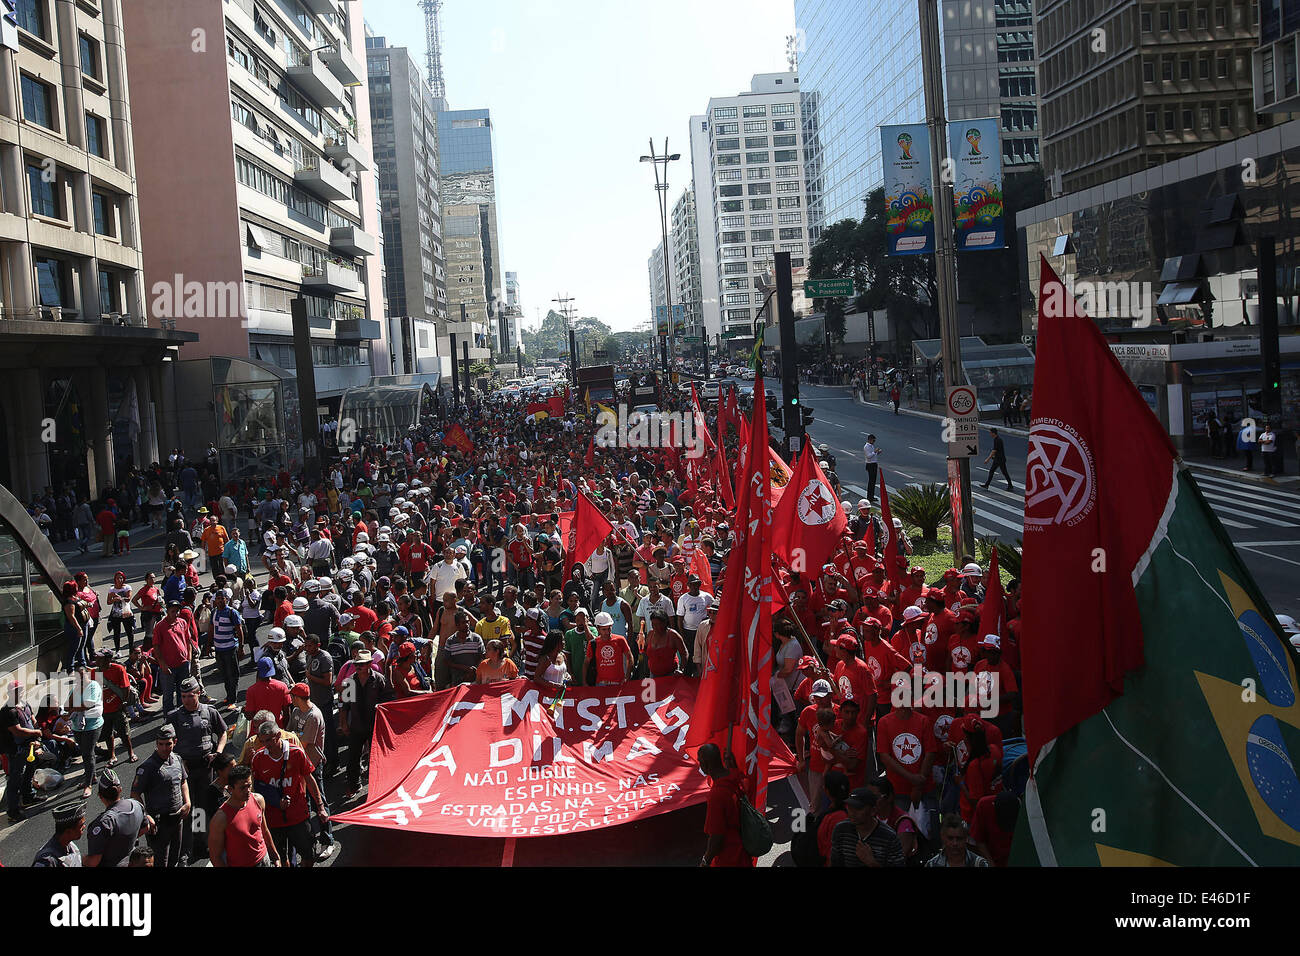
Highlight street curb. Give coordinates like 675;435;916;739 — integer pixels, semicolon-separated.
850;395;1300;489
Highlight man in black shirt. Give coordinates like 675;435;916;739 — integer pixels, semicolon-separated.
167;678;228;862
981;427;1014;491
131;725;191;868
2;682;44;822
340;651;389;799
829;786;905;867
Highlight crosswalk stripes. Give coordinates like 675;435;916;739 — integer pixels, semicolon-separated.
843;471;1300;541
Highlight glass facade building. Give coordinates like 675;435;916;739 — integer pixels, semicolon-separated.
438;110;497;175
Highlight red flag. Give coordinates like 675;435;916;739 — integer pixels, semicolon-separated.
584;436;595;468
443;423;475;454
1021;255;1177;762
547;395;565;418
687;375;782;811
689;546;714;594
771;446;847;575
878;469;902;588
713;437;735;511
978;545;1005;639
569;490;613;571
525;401;549;420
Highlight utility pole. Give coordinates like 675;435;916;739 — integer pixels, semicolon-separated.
553;294;577;385
920;0;974;563
641;139;681;384
776;252;802;458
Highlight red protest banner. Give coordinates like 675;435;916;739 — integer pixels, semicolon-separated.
331;677;795;838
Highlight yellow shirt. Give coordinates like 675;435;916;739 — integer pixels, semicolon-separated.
474;615;513;645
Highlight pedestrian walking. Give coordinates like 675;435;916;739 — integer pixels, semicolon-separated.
863;434;880;502
890;384;901;415
981;428;1014;491
1238;420;1257;471
1260;422;1278;477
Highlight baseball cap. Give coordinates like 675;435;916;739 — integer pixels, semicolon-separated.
291;683;310;698
979;634;1001;650
225;564;238;575
97;768;121;790
593;612;615;627
398;641;416;659
797;655;819;670
956;608;980;624
339;613;356;627
942;568;961;581
256;658;277;678
810;679;834;699
832;634;860;652
845;787;875;809
901;606;926;623
859;616;882;630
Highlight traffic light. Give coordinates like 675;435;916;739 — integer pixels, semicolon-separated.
801;405;815;429
769;404;785;433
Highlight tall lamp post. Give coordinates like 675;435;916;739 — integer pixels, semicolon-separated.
641;139;680;384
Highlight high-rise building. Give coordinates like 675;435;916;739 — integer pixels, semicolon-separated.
689;114;723;344
1254;0;1300;112
438;107;500;360
125;0;384;466
671;189;704;347
695;73;811;354
1038;0;1266;194
647;239;671;326
0;0;193;500
503;271;522;355
796;0;1041;238
365;35;446;378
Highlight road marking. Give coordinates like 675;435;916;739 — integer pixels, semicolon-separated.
908;446;935;455
968;504;1026;533
1237;546;1300;568
1214;515;1256;529
501;837;516;867
1232;540;1300;546
1191;473;1300;506
830;422;845;428
1196;490;1300;527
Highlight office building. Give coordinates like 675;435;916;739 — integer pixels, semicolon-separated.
502;270;521;355
1038;0;1266;194
125;0;384;474
694;72;811;353
689;114;723;344
1254;0;1300;111
648;239;671;326
796;0;1041;238
0;0;193;500
438;107;500;359
671;188;705;350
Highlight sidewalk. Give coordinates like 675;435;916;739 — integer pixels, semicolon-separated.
849;391;1300;489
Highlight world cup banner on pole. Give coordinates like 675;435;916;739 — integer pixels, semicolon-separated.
948;117;1005;251
880;123;935;256
331;678;795;838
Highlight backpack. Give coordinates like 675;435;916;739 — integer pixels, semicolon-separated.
737;790;774;858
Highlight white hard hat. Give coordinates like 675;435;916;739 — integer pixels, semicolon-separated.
857;499;870;510
1277;613;1300;636
594;612;614;627
962;563;982;576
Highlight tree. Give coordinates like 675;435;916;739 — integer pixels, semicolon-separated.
601;335;623;363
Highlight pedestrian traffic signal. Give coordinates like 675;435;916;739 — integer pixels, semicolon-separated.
769;405;785;433
801;405;814;429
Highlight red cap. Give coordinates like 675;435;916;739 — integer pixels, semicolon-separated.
290;683;310;698
909;565;926;575
859;616;882;631
797;655;819;670
398;641;416;659
962;714;984;734
943;568;961;581
956;607;979;623
832;634;860;651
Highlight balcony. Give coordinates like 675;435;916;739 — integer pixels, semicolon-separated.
330;225;377;257
335;317;382;341
294;155;352;202
302;260;361;294
321;41;363;87
301;0;337;14
323;127;369;171
286;50;344;111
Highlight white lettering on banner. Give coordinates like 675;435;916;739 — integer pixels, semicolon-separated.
431;700;486;746
530;734;578;763
606;695;637;728
416;745;457;778
584;739;616;763
626;737;663;760
645;696;691;751
502;689;543;728
549;696;576;728
577;696;603;731
490;738;524;767
369;785;441;826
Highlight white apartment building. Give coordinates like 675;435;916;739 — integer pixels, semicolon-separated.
693;73;811;355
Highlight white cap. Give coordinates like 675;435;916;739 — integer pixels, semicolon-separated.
810;679;834;699
902;606;925;622
339;613;356;626
962;563;982;576
224;564;238;575
857;499;870;510
979;634;1001;649
284;614;304;629
594;612;614;627
292;597;309;611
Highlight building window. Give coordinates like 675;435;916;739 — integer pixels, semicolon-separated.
724;293;751;305
717;153;741;166
748;182;771;195
713;107;738;120
86;113;107;158
1214;4;1226;26
27;162;59;218
773;120;796;132
778;196;801;208
716;138;739;150
721;199;743;212
779;227;803;240
1143;60;1155;82
718;169;741;182
16;0;45;39
776;181;800;194
746;167;771;180
1160;8;1171;30
745;151;770;164
721;215;745;228
1164;107;1176;128
80;34;101;81
1162;58;1173;81
722;231;746;244
1219;106;1231;127
1141;9;1152;30
1146;109;1158;132
773;134;797;147
1177;7;1189;28
1217;55;1229;78
723;262;747;275
716;123;738;135
745;136;768;148
750;198;772;211
34;257;64;307
1182;108;1193;128
751;213;773;225
744;121;768;133
750;229;774;241
742;105;767;117
776;165;799;178
719;184;742;197
1196;5;1208;28
99;270;116;313
21;75;55;130
1179;59;1191;81
771;103;795;115
92;192;114;236
778;211;802;224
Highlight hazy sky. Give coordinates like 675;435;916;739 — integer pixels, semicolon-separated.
363;0;797;333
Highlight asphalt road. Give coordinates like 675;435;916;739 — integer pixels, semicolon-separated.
798;382;1300;620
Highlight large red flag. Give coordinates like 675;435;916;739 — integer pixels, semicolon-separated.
1021;255;1177;761
443;423;475;455
713;436;735;511
569;490;613;571
771;446;846;575
687;375;781;810
547;395;565;418
584;436;595;468
978;544;1005;640
689;546;714;594
878;469;903;589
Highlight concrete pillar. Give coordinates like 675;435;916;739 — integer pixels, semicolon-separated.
132;366;158;466
86;367;114;497
10;369;51;500
56;1;86;153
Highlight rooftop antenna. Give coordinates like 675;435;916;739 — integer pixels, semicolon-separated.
419;0;446;100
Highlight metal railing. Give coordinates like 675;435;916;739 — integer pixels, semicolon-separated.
0;307;151;328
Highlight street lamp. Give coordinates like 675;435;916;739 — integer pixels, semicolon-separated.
641;139;680;383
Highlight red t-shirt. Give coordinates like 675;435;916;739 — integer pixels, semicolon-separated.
947;719;1004;771
668;572;689;604
250;743;313;827
971;794;1013;866
860;640;908;692
798;703;839;773
343;605;378;634
832;656;877;708
274;601;293;629
507;539;534;569
876;709;936;797
947;632;980;673
591;634;633;684
400;540;431;574
898;584;926;612
267;574;292;593
923;608;957;664
94;663;131;714
244;678;291;726
703;772;751;867
973;659;1018;709
891;629;928;669
1002;620;1021;672
835;719;872;787
960;753;999;823
138;585;163;615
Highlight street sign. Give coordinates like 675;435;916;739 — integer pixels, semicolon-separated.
946;384;980;458
804;278;855;298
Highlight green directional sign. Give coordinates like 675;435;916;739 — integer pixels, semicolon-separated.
683;336;703;344
723;327;752;340
804;278;855;298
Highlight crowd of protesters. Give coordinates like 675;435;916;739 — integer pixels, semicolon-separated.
3;366;1022;869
